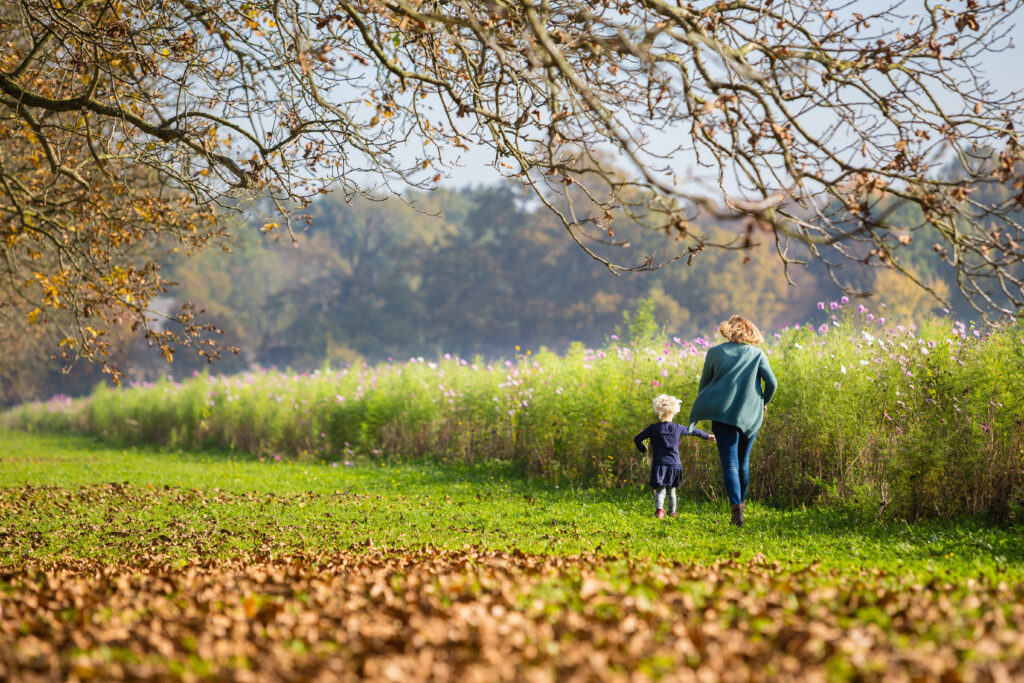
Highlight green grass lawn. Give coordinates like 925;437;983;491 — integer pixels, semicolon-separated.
2;429;1019;580
3;429;1024;681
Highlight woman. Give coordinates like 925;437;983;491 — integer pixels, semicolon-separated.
688;315;777;527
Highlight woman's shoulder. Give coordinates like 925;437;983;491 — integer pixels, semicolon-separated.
710;342;766;365
724;341;764;356
712;341;750;354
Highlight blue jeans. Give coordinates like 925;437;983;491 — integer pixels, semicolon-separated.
712;421;757;505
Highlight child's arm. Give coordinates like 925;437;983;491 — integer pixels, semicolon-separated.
633;425;652;453
681;424;715;442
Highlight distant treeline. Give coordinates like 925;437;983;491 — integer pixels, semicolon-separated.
170;183;966;371
3;172;1009;406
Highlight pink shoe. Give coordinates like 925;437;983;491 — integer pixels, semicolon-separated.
667;511;677;518
655;509;666;519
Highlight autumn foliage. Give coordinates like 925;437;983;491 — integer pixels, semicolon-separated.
2;0;1024;380
3;547;1024;681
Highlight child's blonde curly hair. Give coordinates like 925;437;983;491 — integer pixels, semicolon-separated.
652;394;682;421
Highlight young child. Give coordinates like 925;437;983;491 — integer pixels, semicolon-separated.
634;394;715;519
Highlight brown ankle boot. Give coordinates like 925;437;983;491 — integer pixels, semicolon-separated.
730;503;744;527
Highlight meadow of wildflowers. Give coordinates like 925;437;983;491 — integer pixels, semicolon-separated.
5;302;1023;520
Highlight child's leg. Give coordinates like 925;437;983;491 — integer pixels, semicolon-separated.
666;488;677;515
652;487;667;512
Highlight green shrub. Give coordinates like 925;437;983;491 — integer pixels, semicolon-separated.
5;304;1023;521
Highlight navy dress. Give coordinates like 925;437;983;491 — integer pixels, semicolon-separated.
634;422;711;489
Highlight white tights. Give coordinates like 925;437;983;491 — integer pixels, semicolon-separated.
653;487;677;514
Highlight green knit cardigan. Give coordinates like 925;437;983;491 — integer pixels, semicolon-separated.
687;342;777;437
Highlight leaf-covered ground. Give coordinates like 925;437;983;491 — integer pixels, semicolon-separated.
5;549;1024;682
2;431;1023;681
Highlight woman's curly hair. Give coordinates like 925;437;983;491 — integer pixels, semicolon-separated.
719;315;764;345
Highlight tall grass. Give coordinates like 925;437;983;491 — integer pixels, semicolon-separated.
5;302;1023;520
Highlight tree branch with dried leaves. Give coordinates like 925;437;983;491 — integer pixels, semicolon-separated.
2;0;1022;380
